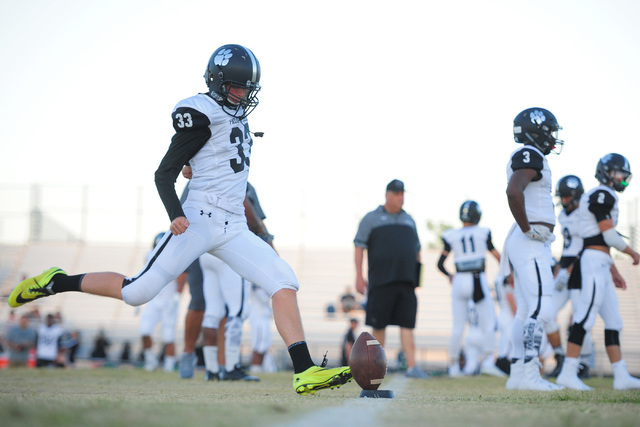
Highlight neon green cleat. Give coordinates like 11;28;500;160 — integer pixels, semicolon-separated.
8;267;66;308
293;365;352;395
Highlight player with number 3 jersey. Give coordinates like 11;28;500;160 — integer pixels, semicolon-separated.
502;107;564;391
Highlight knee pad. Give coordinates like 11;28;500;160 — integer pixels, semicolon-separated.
568;323;586;346
604;329;620;346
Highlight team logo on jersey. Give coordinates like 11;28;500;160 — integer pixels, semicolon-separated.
214;49;233;66
530;110;546;125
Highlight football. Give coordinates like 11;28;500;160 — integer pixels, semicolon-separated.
349;331;387;390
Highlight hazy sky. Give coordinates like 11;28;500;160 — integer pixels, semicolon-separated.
1;0;639;250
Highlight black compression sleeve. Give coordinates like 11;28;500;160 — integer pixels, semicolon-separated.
437;253;450;277
486;231;496;251
155;121;210;220
155;105;212;221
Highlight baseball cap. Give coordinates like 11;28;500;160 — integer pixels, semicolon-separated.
386;179;405;193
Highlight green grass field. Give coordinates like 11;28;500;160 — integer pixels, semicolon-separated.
1;367;639;427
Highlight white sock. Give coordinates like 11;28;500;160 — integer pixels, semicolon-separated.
203;346;219;373
612;359;628;378
226;347;241;372
164;355;175;372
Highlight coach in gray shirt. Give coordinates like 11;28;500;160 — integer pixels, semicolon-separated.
354;179;427;379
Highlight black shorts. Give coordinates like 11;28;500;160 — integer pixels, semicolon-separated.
365;282;417;329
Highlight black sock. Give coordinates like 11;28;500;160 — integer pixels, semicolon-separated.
288;341;314;374
51;274;84;293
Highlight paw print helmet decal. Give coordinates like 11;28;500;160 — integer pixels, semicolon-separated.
204;44;261;118
513;107;563;155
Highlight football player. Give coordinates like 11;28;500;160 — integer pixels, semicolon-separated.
438;200;503;377
503;108;564;391
200;252;258;381
546;175;594;379
138;232;185;372
9;44;352;395
557;153;640;390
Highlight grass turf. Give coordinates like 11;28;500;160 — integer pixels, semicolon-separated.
1;367;639;426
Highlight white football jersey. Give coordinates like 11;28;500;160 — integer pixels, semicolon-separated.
578;185;619;240
506;145;555;225
557;209;583;257
36;323;64;361
174;94;252;210
441;225;492;272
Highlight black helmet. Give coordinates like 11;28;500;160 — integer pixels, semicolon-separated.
595;153;632;192
204;44;261;119
513;108;563;155
555;175;584;210
460;200;481;224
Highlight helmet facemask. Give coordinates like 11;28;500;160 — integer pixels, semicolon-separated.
609;170;632;192
521;126;563;155
220;81;260;118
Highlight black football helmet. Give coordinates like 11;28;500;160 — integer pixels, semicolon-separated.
555;175;584;210
595;153;632;192
513;108;563;155
460;200;481;224
204;44;261;119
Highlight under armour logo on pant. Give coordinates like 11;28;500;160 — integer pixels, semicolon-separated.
200;210;212;217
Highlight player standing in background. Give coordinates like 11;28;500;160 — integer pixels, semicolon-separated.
248;282;276;373
35;314;65;367
546;175;594;378
200;252;258;381
557;153;640;390
437;200;503;377
502;107;564;391
9;44;352;396
139;232;185;372
245;182;277;374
